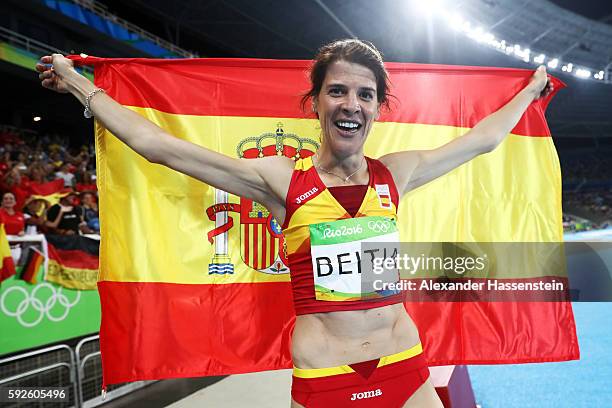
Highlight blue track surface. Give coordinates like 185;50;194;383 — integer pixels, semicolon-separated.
469;302;612;407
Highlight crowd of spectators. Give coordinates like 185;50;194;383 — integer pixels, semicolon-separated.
561;150;612;232
563;190;612;229
563;214;598;233
1;125;609;238
561;153;612;184
0;126;99;237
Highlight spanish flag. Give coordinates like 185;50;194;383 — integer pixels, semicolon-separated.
0;224;16;283
72;56;579;385
27;179;65;207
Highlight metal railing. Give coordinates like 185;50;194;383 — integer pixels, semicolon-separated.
0;26;93;75
0;25;64;56
1;337;153;408
71;0;197;58
75;335;100;407
0;344;78;407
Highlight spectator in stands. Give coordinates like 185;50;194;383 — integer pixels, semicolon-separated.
1;166;29;210
28;164;47;184
0;150;11;173
55;162;75;187
76;170;97;192
81;191;99;233
12;151;28;173
45;190;91;235
0;192;25;236
23;197;48;234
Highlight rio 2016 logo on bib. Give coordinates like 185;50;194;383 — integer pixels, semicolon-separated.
322;224;363;239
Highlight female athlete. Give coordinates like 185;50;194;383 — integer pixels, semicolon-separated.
37;39;551;407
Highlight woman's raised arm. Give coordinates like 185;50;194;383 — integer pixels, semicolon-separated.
36;54;293;210
380;66;553;196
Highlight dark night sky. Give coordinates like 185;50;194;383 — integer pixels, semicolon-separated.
550;0;612;21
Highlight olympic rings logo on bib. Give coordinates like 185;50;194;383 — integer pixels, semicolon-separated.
367;220;391;233
0;283;81;328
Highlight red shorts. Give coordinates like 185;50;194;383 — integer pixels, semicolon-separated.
291;343;429;408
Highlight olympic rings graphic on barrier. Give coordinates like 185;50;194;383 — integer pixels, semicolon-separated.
0;283;81;328
368;220;391;233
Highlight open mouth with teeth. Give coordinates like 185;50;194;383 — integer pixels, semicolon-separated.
334;120;362;133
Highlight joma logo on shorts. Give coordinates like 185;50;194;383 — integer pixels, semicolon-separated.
350;388;382;400
295;187;318;204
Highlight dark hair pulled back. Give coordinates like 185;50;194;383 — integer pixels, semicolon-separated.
301;39;392;112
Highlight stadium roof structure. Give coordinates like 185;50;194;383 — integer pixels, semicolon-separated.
95;0;612;139
3;0;612;142
99;0;612;80
456;0;612;82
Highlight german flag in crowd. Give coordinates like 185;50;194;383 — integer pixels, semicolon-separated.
72;56;579;385
19;247;44;284
45;235;99;290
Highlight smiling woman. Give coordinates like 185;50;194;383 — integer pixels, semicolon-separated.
37;36;550;407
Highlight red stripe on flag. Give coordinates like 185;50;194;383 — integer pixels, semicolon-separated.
74;56;564;137
407;301;580;365
28;179;64;196
97;281;295;385
253;224;259;270
1;255;16;282
48;246;99;269
261;226;267;267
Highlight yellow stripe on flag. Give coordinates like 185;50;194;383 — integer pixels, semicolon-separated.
97;108;560;284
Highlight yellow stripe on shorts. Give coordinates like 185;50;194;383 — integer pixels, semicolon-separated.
292;343;423;379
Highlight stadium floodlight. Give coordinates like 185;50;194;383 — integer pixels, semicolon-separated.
482;32;495;43
468;26;483;39
413;0;445;17
449;13;463;30
512;45;530;62
576;69;591;79
434;9;607;83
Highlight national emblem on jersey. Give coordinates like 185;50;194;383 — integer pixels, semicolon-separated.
206;123;319;275
375;184;392;209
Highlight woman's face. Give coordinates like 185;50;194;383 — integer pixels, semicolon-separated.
82;193;95;206
31;167;43;180
314;60;379;157
2;193;16;209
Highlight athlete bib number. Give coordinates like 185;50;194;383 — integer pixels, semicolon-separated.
309;216;400;301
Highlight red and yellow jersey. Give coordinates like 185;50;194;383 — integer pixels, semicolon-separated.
282;156;403;315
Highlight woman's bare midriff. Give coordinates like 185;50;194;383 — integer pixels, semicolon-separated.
291;303;420;369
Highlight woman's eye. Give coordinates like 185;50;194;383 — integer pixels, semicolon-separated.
360;92;374;100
